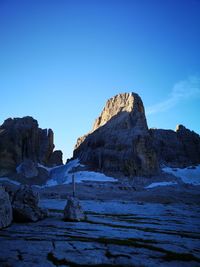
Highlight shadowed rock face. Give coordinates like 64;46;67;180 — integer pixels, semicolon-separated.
63;197;87;222
0;186;12;229
150;125;200;167
12;185;48;222
0;116;63;176
74;93;159;177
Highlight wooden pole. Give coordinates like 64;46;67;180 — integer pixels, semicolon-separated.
72;174;75;197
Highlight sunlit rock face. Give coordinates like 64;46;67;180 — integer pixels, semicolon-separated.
74;93;159;177
150;125;200;167
0;116;63;176
92;92;145;131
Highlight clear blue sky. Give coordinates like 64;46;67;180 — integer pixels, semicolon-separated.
0;0;200;161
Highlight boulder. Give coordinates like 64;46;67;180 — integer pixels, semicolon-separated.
74;93;159;177
0;116;63;176
16;159;39;178
14;159;50;186
12;185;48;222
63;197;86;222
1;182;19;203
0;186;12;229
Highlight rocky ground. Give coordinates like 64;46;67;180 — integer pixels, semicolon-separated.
39;178;200;204
0;180;200;267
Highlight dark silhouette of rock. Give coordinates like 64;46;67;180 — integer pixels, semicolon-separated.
48;150;63;166
74;93;159;177
0;116;63;176
150;125;200;167
1;183;19;203
12;185;48;222
0;186;12;229
63;197;86;222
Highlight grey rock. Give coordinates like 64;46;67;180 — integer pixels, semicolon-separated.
0;198;200;266
63;197;86;222
0;186;12;229
50;241;110;266
74;92;159;177
13;159;50;186
12;185;48;222
48;150;63;166
16;159;39;178
1;182;19;203
150;125;200;167
0;116;63;176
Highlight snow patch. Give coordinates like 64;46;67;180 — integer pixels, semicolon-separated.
46;159;117;187
37;163;64;172
145;181;177;189
37;163;53;172
0;177;21;186
162;165;200;185
63;170;116;184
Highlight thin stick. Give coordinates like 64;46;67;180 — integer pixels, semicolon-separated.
72;174;75;197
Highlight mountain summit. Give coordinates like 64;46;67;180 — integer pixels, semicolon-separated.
92;92;147;132
74;92;159;177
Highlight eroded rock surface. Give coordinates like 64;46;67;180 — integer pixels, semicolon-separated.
48;150;63;166
64;197;86;222
12;185;48;222
14;159;50;185
0;116;63;176
0;186;12;229
74;93;159;176
150;125;200;167
0;198;200;266
16;159;39;178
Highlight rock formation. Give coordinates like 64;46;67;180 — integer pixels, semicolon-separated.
14;159;50;185
150;125;200;167
48;150;63;166
0;186;12;229
16;159;39;178
74;93;159;176
12;185;48;222
74;92;200;176
0;116;63;176
63;197;87;222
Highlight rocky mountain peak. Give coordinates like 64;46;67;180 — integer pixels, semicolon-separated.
74;92;158;177
2;116;39;132
175;124;186;132
93;92;145;131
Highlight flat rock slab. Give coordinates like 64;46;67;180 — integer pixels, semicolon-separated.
0;200;200;266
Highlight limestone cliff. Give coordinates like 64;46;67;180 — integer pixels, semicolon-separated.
150;125;200;167
74;93;159;176
0;116;63;176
